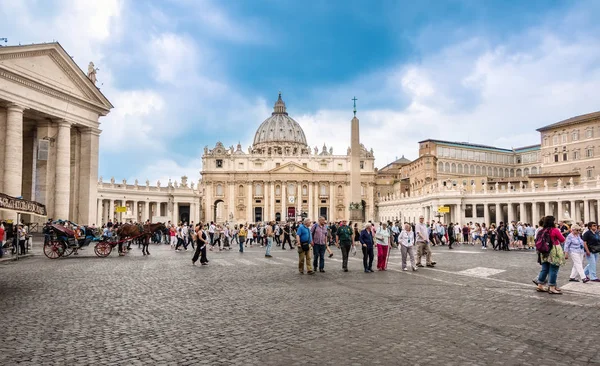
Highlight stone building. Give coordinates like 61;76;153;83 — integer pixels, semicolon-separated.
201;94;376;224
376;111;600;225
0;43;112;224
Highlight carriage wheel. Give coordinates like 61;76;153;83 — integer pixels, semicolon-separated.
43;241;65;259
94;242;113;257
63;244;74;257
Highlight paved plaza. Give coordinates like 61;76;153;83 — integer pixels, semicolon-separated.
1;241;599;365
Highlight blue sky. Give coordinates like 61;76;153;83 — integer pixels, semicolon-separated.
2;0;600;184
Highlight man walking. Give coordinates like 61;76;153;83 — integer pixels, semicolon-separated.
416;215;434;267
311;216;328;273
359;223;374;272
336;219;353;272
265;221;274;258
296;218;313;274
282;223;292;249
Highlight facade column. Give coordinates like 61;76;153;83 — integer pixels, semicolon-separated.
3;104;25;202
54;120;72;220
96;199;103;225
173;202;179;223
228;183;235;222
281;182;286;221
532;202;539;225
495;203;501;224
0;107;7;193
270;182;275;221
247;183;253;223
557;201;564;221
307;182;313;221
569;200;576;222
329;184;335;221
297;183;302;220
143;201;149;222
109;199;114;223
584;200;590;223
544;201;550;218
133;200;138;222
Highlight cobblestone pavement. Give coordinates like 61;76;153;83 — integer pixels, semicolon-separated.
1;240;599;365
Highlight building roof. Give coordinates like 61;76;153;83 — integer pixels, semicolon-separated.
419;139;513;153
536;111;600;132
379;155;412;172
514;144;541;153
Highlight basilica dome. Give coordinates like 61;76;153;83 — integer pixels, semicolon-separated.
253;93;308;148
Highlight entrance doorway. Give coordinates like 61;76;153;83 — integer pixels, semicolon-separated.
179;205;190;224
254;207;263;223
214;200;224;223
275;212;281;222
287;207;295;220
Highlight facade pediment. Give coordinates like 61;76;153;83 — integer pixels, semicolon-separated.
0;43;113;113
269;162;313;173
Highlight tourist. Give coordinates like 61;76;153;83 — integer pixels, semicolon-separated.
238;225;247;253
265;221;274;258
281;223;292;249
525;223;536;250
311;217;328;272
489;224;497;250
535;216;566;294
353;223;361;253
375;222;391;270
169;224;177;249
208;221;216;246
231;225;239;247
462;224;469;245
564;224;589;283
391;222;400;247
415;215;434;267
274;223;281;247
583;221;600;282
192;223;209;266
296;218;313;274
359;223;374;273
517;222;526;250
399;223;417;271
481;223;488;249
335;219;353;272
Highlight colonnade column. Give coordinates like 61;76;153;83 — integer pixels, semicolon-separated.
54;120;72;220
532;202;539;225
307;183;313;221
483;203;489;226
544;201;550;218
78;127;100;225
108;199;115;223
97;199;103;225
297;183;302;220
270;182;275;221
131;201;137;222
494;203;500;224
144;201;150;222
569;200;576;222
584;200;590;223
228;183;235;222
247;183;253;223
3;104;25;202
329;184;335;221
0;107;7;193
558;201;564;221
519;203;527;223
173;202;179;224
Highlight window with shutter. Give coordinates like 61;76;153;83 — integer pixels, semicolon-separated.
38;139;49;161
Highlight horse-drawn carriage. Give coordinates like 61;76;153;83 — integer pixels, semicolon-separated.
43;221;166;259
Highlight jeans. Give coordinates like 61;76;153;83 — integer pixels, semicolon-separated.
362;246;374;271
340;242;352;269
313;244;326;270
538;262;559;286
481;234;488;248
265;237;273;256
238;236;245;252
584;252;598;280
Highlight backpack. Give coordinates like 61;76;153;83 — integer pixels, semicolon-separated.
535;229;552;254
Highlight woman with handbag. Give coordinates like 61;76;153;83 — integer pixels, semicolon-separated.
192;222;209;266
375;222;391;271
564;224;589;283
535;216;566;294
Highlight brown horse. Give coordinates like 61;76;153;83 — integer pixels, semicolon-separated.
116;223;166;255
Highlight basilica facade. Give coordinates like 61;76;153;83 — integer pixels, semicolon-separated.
201;94;376;224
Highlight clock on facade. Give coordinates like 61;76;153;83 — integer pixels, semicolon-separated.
288;196;295;204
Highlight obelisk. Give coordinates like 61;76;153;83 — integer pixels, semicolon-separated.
349;97;363;221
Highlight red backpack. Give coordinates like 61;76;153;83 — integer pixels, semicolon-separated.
535;228;552;254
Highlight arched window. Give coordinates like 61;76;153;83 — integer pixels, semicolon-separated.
320;184;327;196
438;161;444;172
275;185;281;196
458;164;463;174
451;163;456;173
504;168;509;177
516;169;522;177
337;185;343;195
487;167;493;176
216;184;224;196
523;168;529;176
239;185;244;196
476;166;481;175
302;185;308;196
255;183;263;196
444;162;450;172
470;165;475;175
510;169;515;177
531;167;538;174
493;167;498;177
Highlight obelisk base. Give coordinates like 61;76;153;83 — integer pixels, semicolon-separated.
349;208;364;222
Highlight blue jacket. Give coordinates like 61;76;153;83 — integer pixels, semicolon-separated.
297;224;312;243
359;229;374;248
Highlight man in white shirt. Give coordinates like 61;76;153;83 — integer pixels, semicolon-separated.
208;222;216;246
415;215;434;267
182;223;189;250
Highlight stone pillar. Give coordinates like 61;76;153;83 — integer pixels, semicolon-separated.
532;202;539;225
247;183;253;223
270;182;275;221
54;120;72;220
281;182;286;221
97;199;103;225
109;199;115;223
483;203;489;226
558;201;564;221
519;202;527;223
3;104;25;202
145;201;150;222
228;183;235;222
544;201;550;218
133;200;138;222
495;203;501;224
297;183;302;220
0;107;6;193
584;200;590;223
507;203;514;223
307;182;313;220
173;202;179;223
329;183;335;221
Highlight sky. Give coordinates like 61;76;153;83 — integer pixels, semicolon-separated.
2;0;600;184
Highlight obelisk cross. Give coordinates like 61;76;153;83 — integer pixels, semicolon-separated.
352;96;357;116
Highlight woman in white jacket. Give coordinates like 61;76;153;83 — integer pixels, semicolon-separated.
398;223;417;271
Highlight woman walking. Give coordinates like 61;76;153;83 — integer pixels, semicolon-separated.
192;222;209;266
535;216;566;294
238;225;247;253
399;223;417;271
489;224;497;250
375;222;391;271
564;224;589;283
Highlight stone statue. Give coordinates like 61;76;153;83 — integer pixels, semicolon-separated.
329;147;333;155
314;146;318;155
190;182;195;189
168;179;172;187
370;148;374;155
110;177;115;185
347;147;351;155
157;180;161;187
248;146;252;154
229;145;234;154
557;178;562;188
495;182;499;191
564;210;570;219
98;176;103;183
146;179;150;187
569;177;574;186
544;180;548;189
204;146;208;154
134;179;138;186
87;62;97;84
122;179;127;185
322;144;327;154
